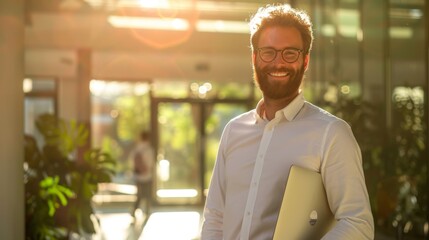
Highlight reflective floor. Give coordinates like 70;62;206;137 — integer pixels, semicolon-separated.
93;203;203;240
87;182;204;240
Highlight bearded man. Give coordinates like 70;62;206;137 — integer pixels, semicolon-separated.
201;4;374;240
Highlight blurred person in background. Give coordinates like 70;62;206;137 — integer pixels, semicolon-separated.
130;131;154;226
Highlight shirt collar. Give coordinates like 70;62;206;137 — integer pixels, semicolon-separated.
255;92;305;123
282;92;305;121
255;99;265;123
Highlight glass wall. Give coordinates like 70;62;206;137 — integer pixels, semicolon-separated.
385;1;427;238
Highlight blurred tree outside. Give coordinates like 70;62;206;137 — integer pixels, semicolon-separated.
158;102;198;190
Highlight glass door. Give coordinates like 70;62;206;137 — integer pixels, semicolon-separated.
154;100;248;205
156;102;201;205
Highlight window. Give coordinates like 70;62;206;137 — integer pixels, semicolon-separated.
23;78;57;147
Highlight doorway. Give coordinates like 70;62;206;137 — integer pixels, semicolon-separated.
153;98;249;205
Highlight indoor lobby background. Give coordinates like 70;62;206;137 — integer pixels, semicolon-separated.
1;0;428;239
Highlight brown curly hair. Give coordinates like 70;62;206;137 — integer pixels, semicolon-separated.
249;4;314;55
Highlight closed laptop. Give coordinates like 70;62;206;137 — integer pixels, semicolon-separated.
272;165;336;240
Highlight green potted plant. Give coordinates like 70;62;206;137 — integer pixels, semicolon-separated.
24;114;116;239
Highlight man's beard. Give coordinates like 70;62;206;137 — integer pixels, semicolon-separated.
253;63;305;100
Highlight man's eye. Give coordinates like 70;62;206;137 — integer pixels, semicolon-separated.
262;51;275;56
284;51;296;56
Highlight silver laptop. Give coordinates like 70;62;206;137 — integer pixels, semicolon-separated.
272;165;336;240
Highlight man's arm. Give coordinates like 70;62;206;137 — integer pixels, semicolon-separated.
321;120;375;240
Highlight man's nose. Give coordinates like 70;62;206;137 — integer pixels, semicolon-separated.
273;53;288;64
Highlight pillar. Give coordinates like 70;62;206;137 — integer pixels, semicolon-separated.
0;0;25;239
77;49;92;158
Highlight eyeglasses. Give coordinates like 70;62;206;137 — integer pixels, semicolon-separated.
257;47;303;63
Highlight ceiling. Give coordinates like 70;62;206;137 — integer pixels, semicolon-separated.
24;0;279;82
24;0;426;83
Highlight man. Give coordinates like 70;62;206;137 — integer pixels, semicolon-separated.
201;4;374;240
131;131;154;225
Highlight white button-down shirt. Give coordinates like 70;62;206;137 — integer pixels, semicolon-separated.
201;93;374;240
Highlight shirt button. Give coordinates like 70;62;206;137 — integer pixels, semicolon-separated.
247;211;251;216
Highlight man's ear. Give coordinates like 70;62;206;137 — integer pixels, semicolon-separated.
303;54;310;71
252;51;257;65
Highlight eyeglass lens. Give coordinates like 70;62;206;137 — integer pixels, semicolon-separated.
259;48;300;63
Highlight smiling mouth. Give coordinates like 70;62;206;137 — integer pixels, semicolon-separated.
268;71;290;77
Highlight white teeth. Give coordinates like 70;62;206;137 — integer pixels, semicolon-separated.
269;72;288;77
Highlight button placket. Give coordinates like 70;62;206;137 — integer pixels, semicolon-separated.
239;125;275;239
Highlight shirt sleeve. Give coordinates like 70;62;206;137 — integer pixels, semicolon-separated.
201;124;229;239
320;120;375;240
